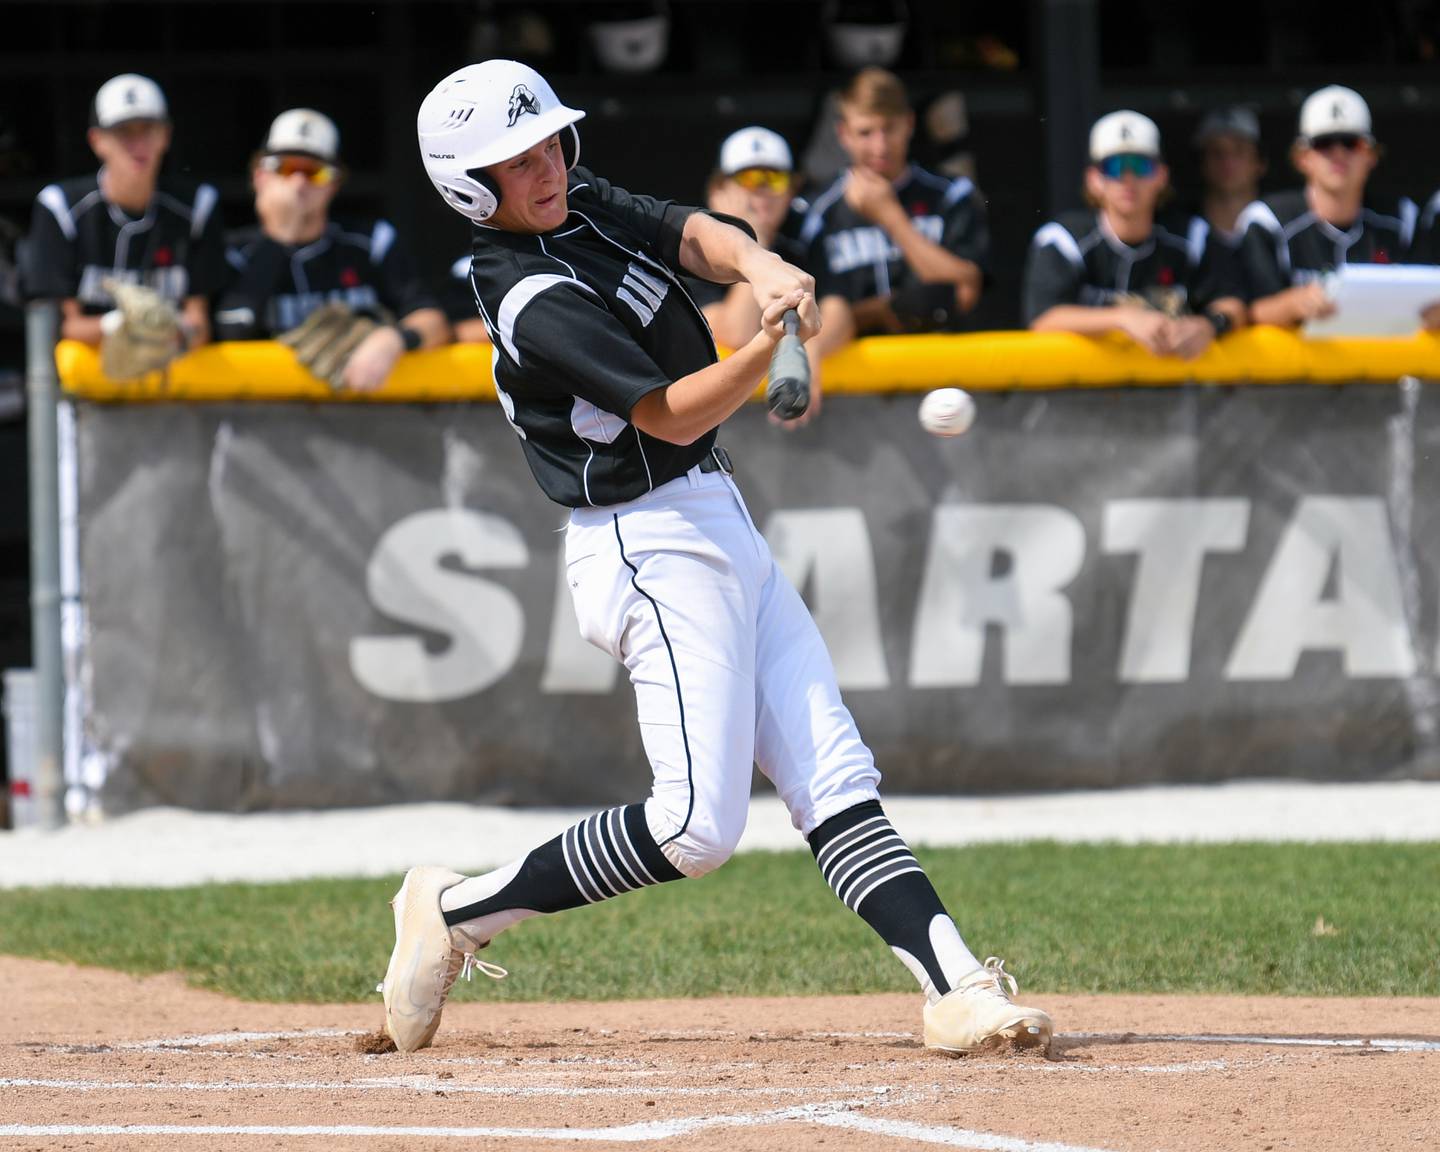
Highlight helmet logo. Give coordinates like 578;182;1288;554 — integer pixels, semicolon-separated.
507;84;541;127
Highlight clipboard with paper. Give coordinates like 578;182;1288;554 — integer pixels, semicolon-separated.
1305;263;1440;336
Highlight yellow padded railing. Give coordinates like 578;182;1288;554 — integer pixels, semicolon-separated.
55;328;1440;402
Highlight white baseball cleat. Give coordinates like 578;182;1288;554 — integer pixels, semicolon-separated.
380;865;506;1053
923;957;1054;1055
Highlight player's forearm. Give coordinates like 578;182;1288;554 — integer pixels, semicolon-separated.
880;211;982;287
1248;291;1303;327
181;297;211;348
629;333;776;445
1030;305;1133;337
677;211;767;284
852;296;901;335
60;301;103;346
398;307;450;349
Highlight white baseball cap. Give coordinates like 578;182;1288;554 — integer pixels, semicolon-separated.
93;74;168;129
719;127;793;175
1299;85;1372;141
1089;110;1161;162
263;109;341;163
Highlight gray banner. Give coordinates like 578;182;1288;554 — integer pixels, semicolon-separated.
76;381;1440;812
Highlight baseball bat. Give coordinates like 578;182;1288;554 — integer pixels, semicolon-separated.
766;309;810;420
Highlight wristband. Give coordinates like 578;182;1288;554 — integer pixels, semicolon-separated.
1204;309;1234;339
394;324;423;352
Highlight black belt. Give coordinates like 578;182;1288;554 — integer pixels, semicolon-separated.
698;445;734;475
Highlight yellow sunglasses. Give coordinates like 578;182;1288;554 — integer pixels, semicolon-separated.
730;167;792;193
260;154;340;186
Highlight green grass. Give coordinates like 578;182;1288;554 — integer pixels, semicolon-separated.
1;843;1436;1003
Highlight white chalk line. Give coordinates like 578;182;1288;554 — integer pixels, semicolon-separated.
119;1028;363;1050
1066;1032;1440;1053
0;1076;971;1100
0;1099;1118;1152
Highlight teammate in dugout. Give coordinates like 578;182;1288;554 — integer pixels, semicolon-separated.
380;58;1054;1058
1237;86;1417;328
798;67;989;336
25;73;225;354
685;126;854;424
214;109;448;390
1023;111;1247;358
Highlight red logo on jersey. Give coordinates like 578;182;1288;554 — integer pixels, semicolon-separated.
153;246;173;267
1157;265;1175;286
911;201;930;216
340;267;360;288
1374;249;1391;264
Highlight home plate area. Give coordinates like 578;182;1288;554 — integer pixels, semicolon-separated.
1;959;1435;1151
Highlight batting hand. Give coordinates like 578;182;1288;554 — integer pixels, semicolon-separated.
759;290;820;343
743;250;814;319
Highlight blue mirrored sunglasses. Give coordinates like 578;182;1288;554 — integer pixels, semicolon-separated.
1099;153;1159;179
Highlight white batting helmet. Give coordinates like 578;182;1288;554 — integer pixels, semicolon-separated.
417;60;585;223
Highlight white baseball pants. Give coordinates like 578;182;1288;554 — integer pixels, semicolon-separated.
565;462;882;879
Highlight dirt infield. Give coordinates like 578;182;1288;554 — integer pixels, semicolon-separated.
1;956;1435;1151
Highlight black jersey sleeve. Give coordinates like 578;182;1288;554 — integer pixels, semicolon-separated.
574;167;702;271
370;222;441;320
1236;203;1290;301
941;183;990;271
186;185;228;298
1021;224;1084;325
213;235;291;339
1414;192;1440;265
509;282;673;417
24;187;79;301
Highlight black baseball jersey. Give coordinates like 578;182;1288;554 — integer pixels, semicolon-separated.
25;173;226;311
1403;189;1440;265
214;220;440;339
797;164;988;318
1236;190;1418;300
1021;209;1240;325
466;166;725;509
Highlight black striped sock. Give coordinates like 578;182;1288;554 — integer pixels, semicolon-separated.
809;799;962;997
442;804;684;927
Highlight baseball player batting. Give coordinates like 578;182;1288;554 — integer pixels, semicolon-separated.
380;58;1053;1057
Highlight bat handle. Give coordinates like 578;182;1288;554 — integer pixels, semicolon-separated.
783;308;799;337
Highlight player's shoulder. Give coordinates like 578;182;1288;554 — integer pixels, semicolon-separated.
152;176;221;222
797;172;850;244
904;164;976;210
1238;190;1306;234
1153;209;1209;255
1032;209;1097;248
1361;195;1417;235
327;217;403;262
34;173;104;229
223;224;265;260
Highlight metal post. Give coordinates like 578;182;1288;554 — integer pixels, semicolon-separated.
1038;0;1101;218
25;301;65;829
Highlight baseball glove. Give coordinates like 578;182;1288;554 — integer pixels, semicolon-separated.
278;302;391;390
99;277;183;381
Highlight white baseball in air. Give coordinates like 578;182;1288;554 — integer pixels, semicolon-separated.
918;387;976;437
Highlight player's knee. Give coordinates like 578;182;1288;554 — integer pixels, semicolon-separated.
652;810;747;879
